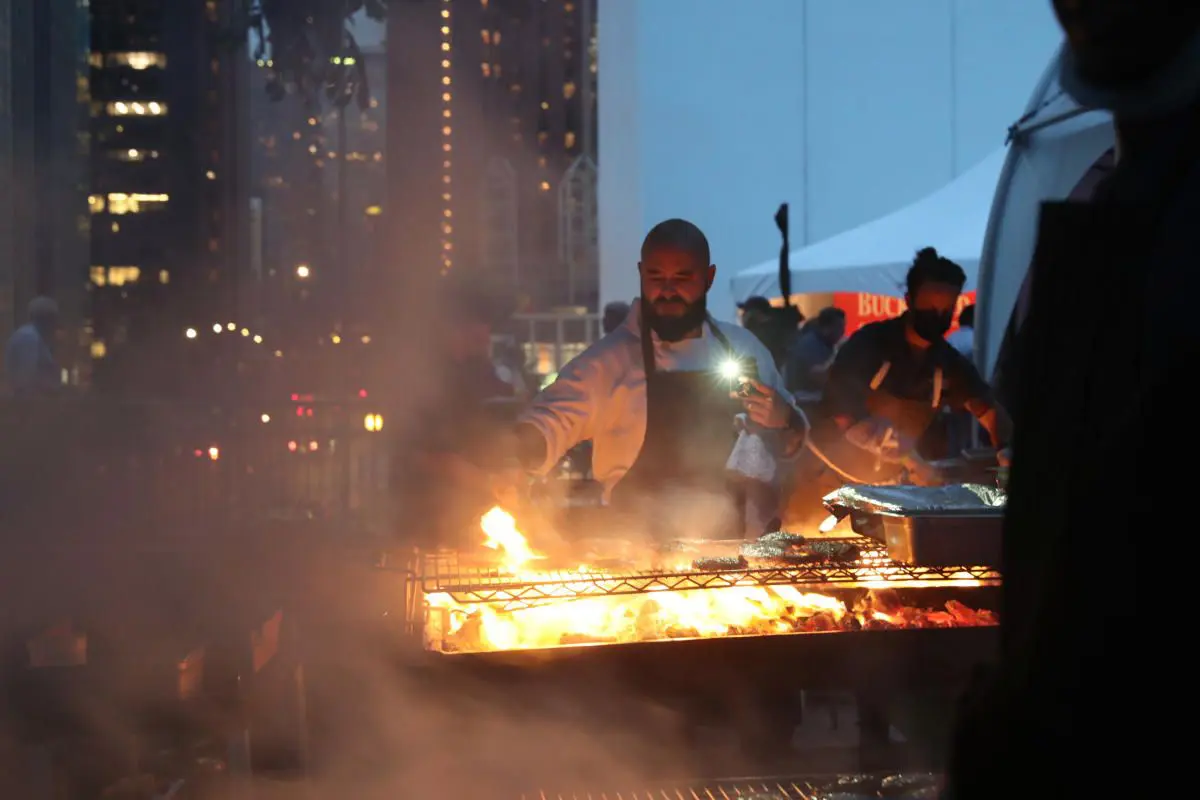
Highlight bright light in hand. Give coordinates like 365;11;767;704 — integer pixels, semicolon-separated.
718;359;742;381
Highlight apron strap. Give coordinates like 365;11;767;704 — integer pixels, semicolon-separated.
932;367;943;409
869;361;891;390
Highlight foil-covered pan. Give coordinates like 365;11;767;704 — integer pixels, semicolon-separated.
822;484;1006;516
823;485;1004;568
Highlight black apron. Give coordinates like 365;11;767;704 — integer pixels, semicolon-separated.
608;317;748;539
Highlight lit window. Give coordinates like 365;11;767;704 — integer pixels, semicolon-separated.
539;181;551;192
107;52;167;70
541;101;550;111
106;193;169;214
565;130;577;149
88;52;102;68
106;101;167;116
159;270;170;284
108;266;141;286
563;81;577;100
442;126;452;136
89;266;107;286
482;30;490;45
91;340;107;359
365;205;382;216
481;63;491;77
88;195;105;214
441;43;450;52
494;31;502;44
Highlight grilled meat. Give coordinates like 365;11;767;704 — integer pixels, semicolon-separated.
806;540;861;562
691;555;749;571
757;531;806;548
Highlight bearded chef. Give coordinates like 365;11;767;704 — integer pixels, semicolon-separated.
502;218;808;539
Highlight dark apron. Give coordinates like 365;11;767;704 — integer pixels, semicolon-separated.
783;359;944;528
608;317;748;540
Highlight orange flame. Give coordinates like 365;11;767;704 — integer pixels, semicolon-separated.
480;506;541;573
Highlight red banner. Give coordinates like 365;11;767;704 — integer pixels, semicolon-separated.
832;291;976;335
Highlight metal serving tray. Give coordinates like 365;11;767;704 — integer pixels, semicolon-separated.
874;510;1003;567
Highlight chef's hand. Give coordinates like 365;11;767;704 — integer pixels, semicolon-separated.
902;454;943;487
995;447;1012;468
734;379;792;429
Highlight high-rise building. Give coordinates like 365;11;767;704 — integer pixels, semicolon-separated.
0;0;90;372
248;33;387;341
386;0;598;315
86;0;251;392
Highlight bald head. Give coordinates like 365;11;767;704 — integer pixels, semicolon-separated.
640;218;711;264
638;219;715;341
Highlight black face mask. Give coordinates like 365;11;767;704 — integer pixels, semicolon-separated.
909;309;953;343
645;296;707;342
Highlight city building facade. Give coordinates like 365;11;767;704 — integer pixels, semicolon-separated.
0;0;90;376
386;0;598;316
87;0;251;391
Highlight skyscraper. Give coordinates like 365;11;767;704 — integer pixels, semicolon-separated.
386;0;598;314
0;0;90;371
86;0;251;392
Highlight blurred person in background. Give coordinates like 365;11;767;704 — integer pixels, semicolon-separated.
4;297;62;395
739;295;804;368
391;276;519;547
946;1;1200;797
501;219;808;540
946;303;975;358
784;306;846;400
602;300;630;335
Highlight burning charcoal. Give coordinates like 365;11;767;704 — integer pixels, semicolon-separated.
841;614;862;631
976;609;999;625
664;626;699;639
805;612;837;631
692;555;749;571
864;617;896;631
757;531;806;548
945;599;978;624
925;611;955;626
867;587;905;614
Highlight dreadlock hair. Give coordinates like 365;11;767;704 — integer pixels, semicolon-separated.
640;218;711;265
906;247;966;297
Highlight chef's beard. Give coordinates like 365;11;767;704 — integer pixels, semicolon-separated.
645;295;708;342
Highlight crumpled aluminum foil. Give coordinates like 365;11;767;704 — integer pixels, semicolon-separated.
823;483;1006;516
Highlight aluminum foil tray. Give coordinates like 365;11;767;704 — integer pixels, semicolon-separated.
823;485;1003;567
822;484;1005;517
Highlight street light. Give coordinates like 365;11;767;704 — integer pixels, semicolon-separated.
212;323;222;334
295;264;311;279
185;327;197;339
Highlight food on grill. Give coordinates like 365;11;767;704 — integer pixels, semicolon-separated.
806;540;861;562
691;555;749;571
757;531;806;548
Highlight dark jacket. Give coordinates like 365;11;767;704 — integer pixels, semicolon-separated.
945;101;1200;798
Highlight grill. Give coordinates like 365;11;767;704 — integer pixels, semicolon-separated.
415;541;997;608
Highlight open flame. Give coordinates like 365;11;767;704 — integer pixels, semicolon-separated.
431;507;997;653
480;506;542;572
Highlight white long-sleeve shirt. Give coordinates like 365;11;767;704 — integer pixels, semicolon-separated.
520;299;794;499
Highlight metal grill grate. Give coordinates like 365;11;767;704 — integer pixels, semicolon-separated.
414;541;999;608
521;777;821;800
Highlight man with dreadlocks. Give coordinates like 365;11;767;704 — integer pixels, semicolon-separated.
500;218;810;540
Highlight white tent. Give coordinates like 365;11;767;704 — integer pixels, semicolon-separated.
975;45;1115;378
730;148;1008;302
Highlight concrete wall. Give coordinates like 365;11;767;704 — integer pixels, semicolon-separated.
597;0;1061;317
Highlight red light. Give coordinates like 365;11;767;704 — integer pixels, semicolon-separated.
309;440;319;451
358;389;368;398
193;449;203;458
287;440;298;452
305;408;313;417
290;393;299;401
296;406;304;417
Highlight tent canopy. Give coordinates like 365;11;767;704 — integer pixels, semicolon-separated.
975;44;1114;378
730;147;1008;302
